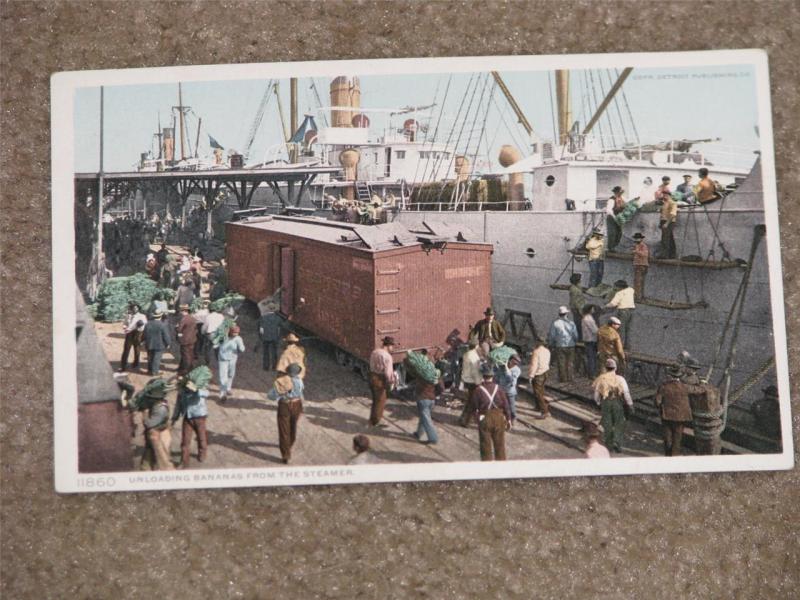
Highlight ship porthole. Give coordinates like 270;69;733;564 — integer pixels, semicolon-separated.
545;175;555;187
525;247;536;258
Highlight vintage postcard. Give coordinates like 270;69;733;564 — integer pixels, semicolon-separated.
52;50;793;493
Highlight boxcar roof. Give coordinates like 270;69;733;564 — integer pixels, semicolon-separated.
230;215;488;253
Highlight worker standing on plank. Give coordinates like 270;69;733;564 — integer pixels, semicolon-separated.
592;358;633;453
604;280;635;350
585;228;606;288
568;273;586;342
367;336;396;427
632;232;650;302
597;316;626;375
547;306;579;383
655;365;692;456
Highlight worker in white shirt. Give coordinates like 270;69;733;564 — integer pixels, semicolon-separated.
527;338;551;419
459;340;483;427
119;302;147;372
604;279;635;350
201;305;225;366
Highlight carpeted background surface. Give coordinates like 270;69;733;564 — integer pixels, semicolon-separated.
1;1;798;597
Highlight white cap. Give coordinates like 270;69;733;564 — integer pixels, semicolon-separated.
558;306;569;315
609;316;622;325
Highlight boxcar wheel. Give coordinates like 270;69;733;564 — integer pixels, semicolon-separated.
335;348;352;368
356;361;370;381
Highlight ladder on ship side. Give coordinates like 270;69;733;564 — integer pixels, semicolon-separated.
355;181;372;203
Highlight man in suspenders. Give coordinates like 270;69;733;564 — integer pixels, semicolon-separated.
471;363;512;461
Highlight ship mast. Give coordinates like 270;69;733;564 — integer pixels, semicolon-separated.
555;70;572;146
173;83;191;161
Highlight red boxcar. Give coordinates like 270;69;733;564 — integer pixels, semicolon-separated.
226;216;493;366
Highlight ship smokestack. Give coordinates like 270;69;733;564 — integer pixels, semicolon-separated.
162;127;175;163
499;145;525;210
330;76;360;128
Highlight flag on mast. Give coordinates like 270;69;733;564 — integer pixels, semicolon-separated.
208;134;224;150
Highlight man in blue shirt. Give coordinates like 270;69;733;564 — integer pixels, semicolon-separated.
172;371;211;468
268;363;305;464
547;306;579;383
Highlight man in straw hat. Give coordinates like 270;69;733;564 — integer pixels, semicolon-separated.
175;304;197;376
655;364;692;456
605;279;635;349
592;357;633;453
276;332;306;381
585;227;606;288
258;300;284;371
368;336;397;427
143;308;171;376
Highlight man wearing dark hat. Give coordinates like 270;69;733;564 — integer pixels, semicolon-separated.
606;186;626;251
472;362;512;461
632;232;650;301
119;302;147;372
143;309;171;376
751;385;781;440
605;280;635;349
258;300;285;371
568;273;586;341
585;228;606;288
592;358;633;453
658;190;679;259
349;434;380;465
368;336;397;427
470;307;506;358
655;365;692;456
175;304;198;376
696;167;720;204
655;175;672;203
547;306;579;382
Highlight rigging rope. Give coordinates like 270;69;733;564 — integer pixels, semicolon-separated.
606;69;630;146
587;70;606;151
594;69;617;150
616;68;640;145
435;73;483;206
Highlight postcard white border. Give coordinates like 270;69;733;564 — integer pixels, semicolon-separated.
52;49;794;493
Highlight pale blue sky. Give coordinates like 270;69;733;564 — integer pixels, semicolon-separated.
74;64;760;173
